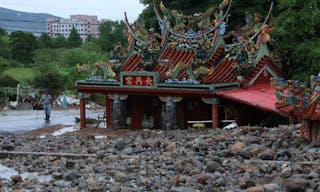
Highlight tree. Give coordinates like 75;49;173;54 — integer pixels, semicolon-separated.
38;33;53;48
0;74;19;87
98;20;127;52
33;70;66;98
67;27;82;48
273;0;320;81
53;34;67;48
87;34;98;43
139;0;271;34
9;31;38;65
0;27;7;36
0;28;10;59
0;56;9;72
33;48;60;73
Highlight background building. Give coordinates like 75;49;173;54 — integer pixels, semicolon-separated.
46;15;100;41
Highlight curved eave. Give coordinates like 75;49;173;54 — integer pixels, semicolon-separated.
216;83;282;115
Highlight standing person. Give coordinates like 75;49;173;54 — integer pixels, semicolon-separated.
38;89;52;121
62;92;68;110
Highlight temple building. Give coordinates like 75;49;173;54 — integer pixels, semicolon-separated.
75;0;288;131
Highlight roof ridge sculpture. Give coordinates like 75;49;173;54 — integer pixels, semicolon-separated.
153;0;232;39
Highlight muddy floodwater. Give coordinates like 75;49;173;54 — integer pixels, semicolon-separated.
0;109;101;133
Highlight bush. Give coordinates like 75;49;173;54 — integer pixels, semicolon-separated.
0;74;19;87
2;67;38;85
33;71;66;98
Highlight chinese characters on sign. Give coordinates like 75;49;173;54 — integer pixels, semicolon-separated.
123;76;155;86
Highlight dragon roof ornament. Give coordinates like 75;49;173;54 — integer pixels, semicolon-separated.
249;1;274;41
124;11;146;46
153;0;232;39
271;73;320;120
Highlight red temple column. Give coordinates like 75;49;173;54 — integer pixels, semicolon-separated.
79;97;86;129
105;96;112;128
202;97;220;129
212;103;219;129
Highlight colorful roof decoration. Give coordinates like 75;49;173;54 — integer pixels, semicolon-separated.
77;0;283;88
271;74;320;120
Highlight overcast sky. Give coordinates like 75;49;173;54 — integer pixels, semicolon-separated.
0;0;145;21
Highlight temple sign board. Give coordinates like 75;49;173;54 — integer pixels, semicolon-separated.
120;72;159;88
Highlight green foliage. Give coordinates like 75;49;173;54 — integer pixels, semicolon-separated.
33;48;60;73
87;34;98;43
47;42;108;90
90;93;106;106
228;0;273;29
57;45;107;68
33;48;59;65
0;29;10;59
67;27;82;48
7;60;25;68
0;74;19;103
0;74;19;87
61;66;87;90
9;31;38;65
0;56;9;72
2;67;38;85
98;20;127;52
139;0;271;33
138;0;159;31
38;33;53;48
53;34;67;48
274;0;320;81
33;70;66;98
0;27;7;36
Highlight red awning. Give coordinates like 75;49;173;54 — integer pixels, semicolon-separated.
216;83;280;114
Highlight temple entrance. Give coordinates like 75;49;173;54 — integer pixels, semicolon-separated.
125;96;212;129
184;98;212;128
127;95;162;129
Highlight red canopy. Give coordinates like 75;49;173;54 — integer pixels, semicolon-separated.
216;83;280;114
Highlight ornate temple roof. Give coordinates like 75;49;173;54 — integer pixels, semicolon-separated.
77;0;284;97
102;0;281;86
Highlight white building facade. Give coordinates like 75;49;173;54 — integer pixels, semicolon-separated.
46;15;100;42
